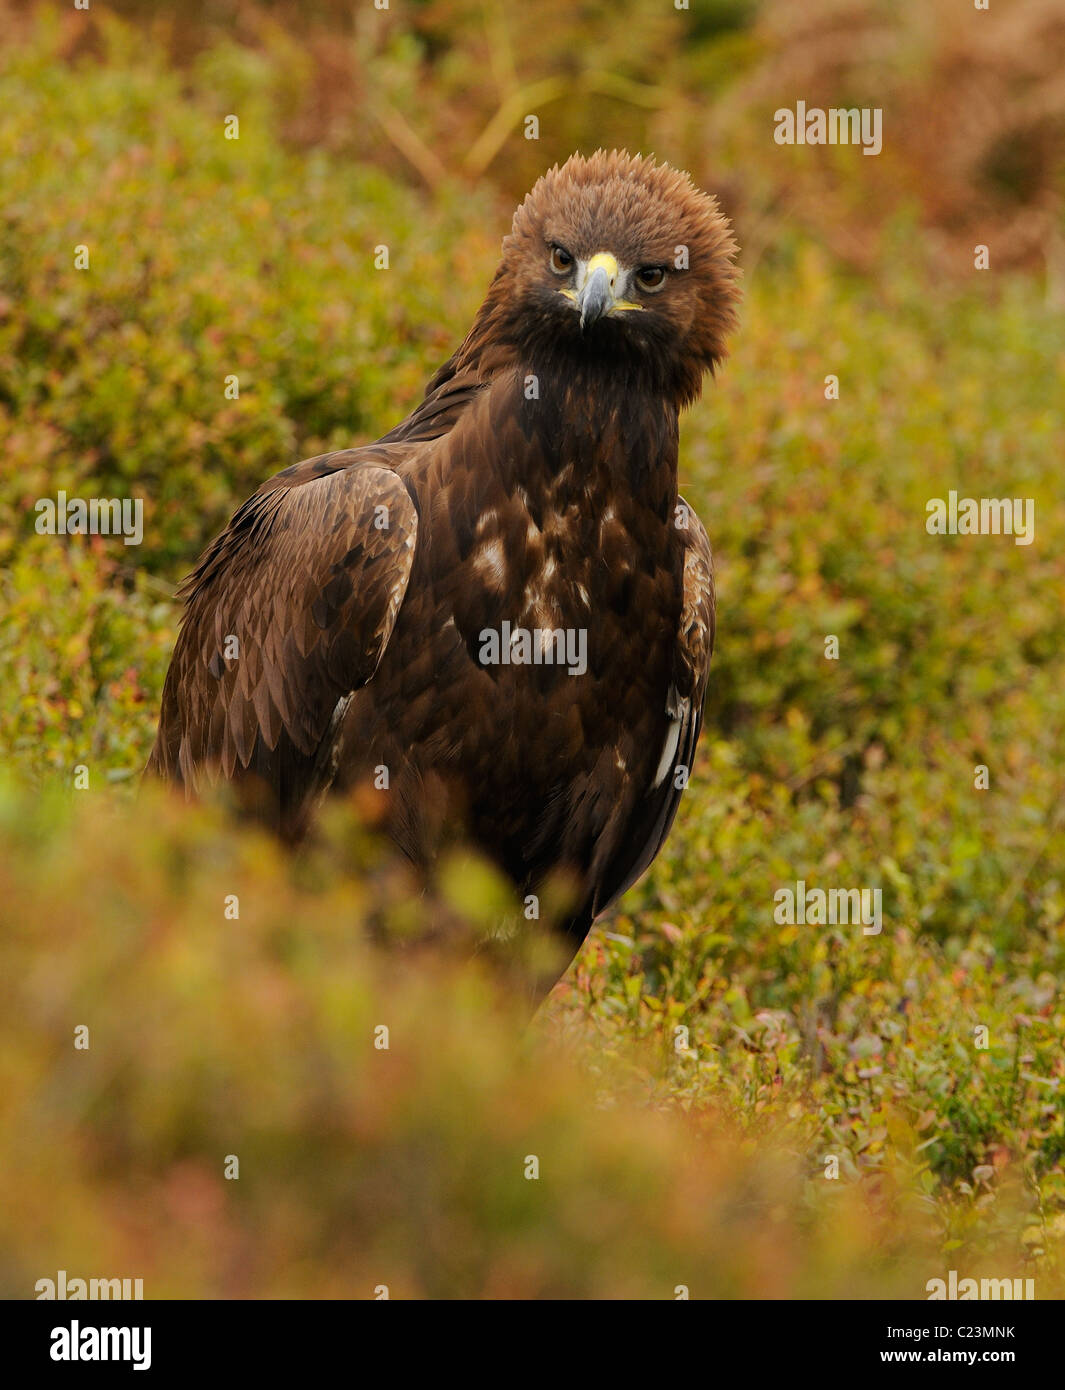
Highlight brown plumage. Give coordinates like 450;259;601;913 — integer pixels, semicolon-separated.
149;150;740;989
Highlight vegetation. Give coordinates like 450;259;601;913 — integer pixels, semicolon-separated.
1;6;1062;1298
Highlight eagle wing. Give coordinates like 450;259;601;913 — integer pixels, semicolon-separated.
148;447;418;832
586;499;715;920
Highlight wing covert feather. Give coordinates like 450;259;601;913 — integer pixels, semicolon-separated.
150;452;418;791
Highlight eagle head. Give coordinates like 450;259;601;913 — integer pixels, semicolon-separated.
480;149;740;408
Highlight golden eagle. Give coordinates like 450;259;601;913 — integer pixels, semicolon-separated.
149;150;740;986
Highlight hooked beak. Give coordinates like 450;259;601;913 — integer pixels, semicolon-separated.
573;252;644;333
578;254;616;331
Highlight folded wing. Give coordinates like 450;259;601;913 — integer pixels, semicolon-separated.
148;448;419;832
586;500;716;920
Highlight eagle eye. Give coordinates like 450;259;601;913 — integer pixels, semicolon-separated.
635;265;667;292
549;245;574;275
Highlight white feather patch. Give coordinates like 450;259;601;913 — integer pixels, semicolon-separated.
653;716;682;789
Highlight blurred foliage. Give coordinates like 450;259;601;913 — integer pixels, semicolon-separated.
8;0;1062;278
1;782;1055;1299
0;8;495;573
1;6;1064;1297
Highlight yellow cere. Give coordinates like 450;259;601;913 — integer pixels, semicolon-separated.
586;251;620;282
586;251;644;313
